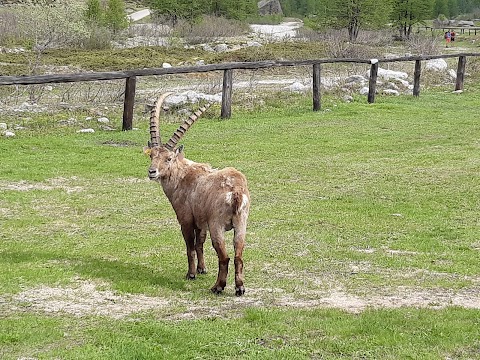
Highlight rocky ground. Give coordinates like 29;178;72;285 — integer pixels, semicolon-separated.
0;17;469;136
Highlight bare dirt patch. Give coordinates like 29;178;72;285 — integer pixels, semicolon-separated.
273;286;480;313
0;177;83;194
11;280;169;319
6;279;480;320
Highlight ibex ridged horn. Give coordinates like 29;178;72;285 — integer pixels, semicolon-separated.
149;92;173;148
165;102;212;151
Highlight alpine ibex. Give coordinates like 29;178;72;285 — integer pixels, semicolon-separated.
144;93;250;296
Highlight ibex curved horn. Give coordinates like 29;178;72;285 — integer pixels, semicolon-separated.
149;92;173;148
165;102;212;150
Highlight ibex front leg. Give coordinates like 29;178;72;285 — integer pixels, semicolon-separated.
210;228;229;294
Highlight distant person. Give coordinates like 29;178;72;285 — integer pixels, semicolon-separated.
444;30;451;47
450;30;456;43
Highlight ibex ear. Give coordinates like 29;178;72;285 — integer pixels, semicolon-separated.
143;146;152;156
176;144;184;160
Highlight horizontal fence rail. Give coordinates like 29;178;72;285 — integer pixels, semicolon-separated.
421;26;480;35
1;53;479;130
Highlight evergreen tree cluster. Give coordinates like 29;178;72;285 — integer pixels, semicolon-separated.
147;0;257;24
85;0;128;33
146;0;480;41
279;0;480;19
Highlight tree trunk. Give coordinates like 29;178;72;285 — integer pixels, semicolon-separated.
348;17;360;42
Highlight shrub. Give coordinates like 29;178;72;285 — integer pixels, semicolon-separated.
0;9;25;46
0;2;89;50
405;33;442;56
78;26;114;50
175;15;249;44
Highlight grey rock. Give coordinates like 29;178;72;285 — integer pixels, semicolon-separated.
425;58;448;71
214;44;228;53
382;89;400;96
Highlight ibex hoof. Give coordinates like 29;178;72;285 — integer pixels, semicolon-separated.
235;286;245;296
186;273;196;280
210;285;224;295
196;267;207;275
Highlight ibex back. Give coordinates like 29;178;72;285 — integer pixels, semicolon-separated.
144;93;250;296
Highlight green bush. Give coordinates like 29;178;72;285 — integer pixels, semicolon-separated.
175;15;249;44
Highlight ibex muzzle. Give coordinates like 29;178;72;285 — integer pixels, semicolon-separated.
144;93;250;296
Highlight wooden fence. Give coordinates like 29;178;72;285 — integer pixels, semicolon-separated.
1;53;479;130
421;26;480;35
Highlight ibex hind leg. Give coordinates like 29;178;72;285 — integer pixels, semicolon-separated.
195;228;208;275
209;227;229;294
233;225;246;296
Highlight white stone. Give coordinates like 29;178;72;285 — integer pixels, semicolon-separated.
0;123;7;130
249;21;302;39
448;69;457;79
425;58;448;71
286;82;308;92
385;82;399;90
100;125;116;131
127;9;151;22
97;117;110;124
162;62;172;68
345;75;366;84
77;128;95;133
214;44;228;52
164;91;222;106
164;93;188;106
366;68;408;80
4;130;15;137
359;87;369;95
382;89;400;96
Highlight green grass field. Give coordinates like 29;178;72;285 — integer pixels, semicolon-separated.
1;90;479;359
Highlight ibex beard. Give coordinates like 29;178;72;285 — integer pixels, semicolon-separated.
144;93;250;296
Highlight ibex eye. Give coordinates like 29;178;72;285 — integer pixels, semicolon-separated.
167;157;172;162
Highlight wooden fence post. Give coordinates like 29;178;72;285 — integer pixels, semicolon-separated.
368;60;378;104
455;55;466;91
122;76;136;131
413;60;421;97
221;69;233;119
313;63;321;111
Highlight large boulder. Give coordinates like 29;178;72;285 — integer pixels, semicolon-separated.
451;20;475;27
433;18;476;28
258;0;283;16
433;18;449;28
425;58;448;71
366;68;408;81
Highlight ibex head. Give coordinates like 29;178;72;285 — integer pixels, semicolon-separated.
144;92;211;180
